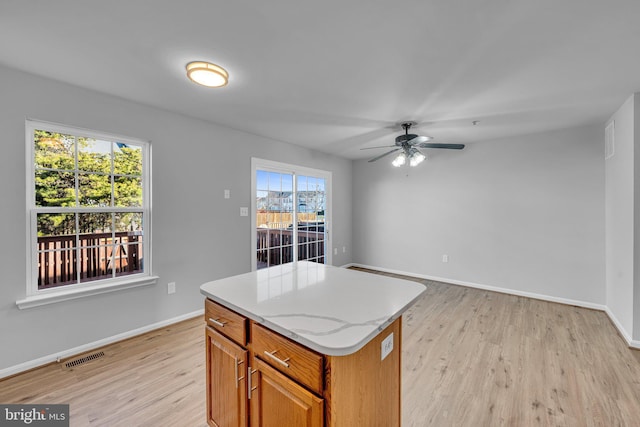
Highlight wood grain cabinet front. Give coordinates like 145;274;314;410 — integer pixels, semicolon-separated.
205;299;248;346
204;298;402;427
205;326;248;427
251;323;324;395
249;357;323;427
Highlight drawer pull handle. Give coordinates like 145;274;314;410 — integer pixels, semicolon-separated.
208;317;227;327
264;350;290;368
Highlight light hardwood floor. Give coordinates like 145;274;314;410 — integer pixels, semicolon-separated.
0;319;208;427
2;271;640;426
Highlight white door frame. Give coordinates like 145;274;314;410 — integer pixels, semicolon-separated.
251;158;332;271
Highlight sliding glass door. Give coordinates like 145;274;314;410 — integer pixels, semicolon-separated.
252;159;331;270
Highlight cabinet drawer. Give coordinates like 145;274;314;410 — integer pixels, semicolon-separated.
205;299;248;346
251;323;324;394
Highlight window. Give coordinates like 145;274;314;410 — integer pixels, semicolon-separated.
252;158;331;270
20;120;154;308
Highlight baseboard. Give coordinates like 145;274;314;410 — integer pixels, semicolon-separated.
339;262;356;268
0;309;204;379
604;306;640;349
351;263;606;310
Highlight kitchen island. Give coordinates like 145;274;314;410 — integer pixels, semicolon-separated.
200;261;425;427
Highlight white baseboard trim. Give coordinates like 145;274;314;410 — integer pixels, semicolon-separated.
604;306;640;349
0;309;204;380
350;263;607;311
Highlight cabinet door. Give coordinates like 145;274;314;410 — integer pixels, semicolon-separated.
206;326;248;427
250;357;323;427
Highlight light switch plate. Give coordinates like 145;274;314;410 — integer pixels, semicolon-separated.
381;332;393;361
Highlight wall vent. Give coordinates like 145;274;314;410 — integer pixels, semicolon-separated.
605;121;615;160
64;351;105;368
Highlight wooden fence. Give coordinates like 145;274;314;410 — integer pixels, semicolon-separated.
256;228;325;268
256;212;319;228
37;231;142;289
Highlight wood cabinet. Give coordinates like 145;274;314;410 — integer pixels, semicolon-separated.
206;326;248;427
250;358;323;427
205;299;401;427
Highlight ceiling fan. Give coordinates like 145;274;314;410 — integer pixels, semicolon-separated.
362;122;465;167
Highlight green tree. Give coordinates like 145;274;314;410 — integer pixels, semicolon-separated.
34;131;143;236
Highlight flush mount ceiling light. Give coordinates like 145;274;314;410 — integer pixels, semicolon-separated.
186;61;229;88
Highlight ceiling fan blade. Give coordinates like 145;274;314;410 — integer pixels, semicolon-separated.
416;143;465;150
368;148;400;162
360;145;396;150
407;135;430;144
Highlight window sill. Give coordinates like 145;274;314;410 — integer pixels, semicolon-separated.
16;275;159;310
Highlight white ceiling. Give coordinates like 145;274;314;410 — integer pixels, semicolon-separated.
2;0;639;159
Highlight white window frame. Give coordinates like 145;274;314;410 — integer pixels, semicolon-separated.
251;158;332;271
18;119;157;309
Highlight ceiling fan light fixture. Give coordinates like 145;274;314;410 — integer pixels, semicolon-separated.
409;151;426;167
186;61;229;87
391;152;407;167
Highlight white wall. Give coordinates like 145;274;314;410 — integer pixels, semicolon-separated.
353;125;605;305
605;94;635;339
0;65;352;371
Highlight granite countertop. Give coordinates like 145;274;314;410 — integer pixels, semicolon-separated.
200;261;426;356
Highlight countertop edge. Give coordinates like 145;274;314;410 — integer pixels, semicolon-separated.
200;287;426;356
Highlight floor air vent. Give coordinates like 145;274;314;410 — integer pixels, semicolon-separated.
65;351;105;368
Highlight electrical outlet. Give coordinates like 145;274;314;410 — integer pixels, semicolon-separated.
168;282;176;294
381;332;394;360
240;207;248;216
442;254;449;263
224;189;230;199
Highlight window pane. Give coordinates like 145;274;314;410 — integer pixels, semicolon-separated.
282;229;293;246
79;212;113;235
37;213;76;238
115;212;143;233
282;244;293;264
256;170;268;191
114;143;142;176
115;213;144;271
267;229;282;249
34;130;75;171
257;249;268;270
78;172;111;207
35;170;76;207
114;242;143;277
297;175;308;191
77;138;111;173
114;176;142;207
298;243;309;261
268;172;281;191
38;248;77;289
281;174;293;192
79;245;112;283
